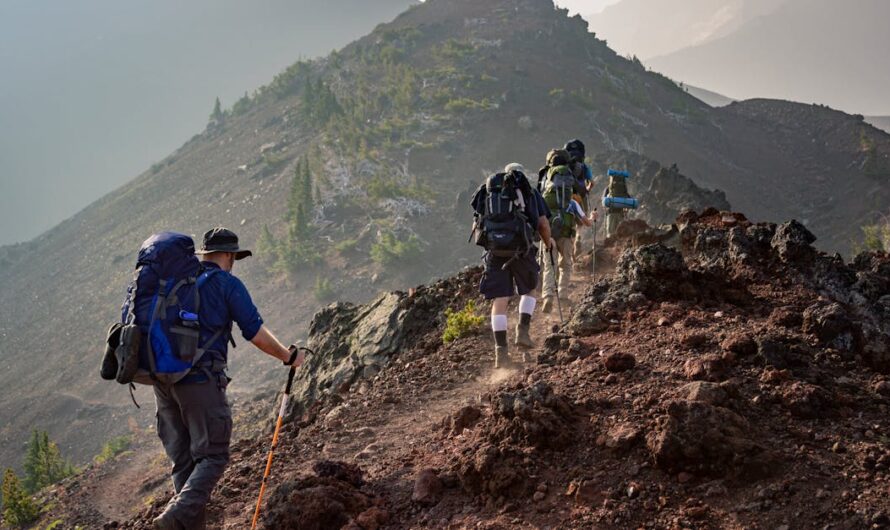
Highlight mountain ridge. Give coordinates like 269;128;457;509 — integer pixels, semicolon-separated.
1;0;888;477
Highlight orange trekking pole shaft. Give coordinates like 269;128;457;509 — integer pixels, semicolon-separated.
251;347;310;529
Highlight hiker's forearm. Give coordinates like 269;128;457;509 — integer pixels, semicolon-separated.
250;326;291;363
537;216;551;244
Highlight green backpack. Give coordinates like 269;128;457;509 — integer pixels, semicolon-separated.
543;165;577;239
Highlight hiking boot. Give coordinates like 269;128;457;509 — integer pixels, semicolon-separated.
153;511;185;530
515;322;534;350
541;298;554;314
494;345;513;369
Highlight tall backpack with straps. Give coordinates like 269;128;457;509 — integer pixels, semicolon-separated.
103;232;230;389
543;165;578;239
473;172;533;259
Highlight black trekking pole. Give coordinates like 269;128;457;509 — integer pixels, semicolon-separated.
251;346;313;530
548;245;564;325
592;208;598;283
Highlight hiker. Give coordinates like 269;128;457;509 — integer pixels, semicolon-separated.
564;139;595;258
539;149;583;313
151;227;305;530
603;169;634;238
471;164;551;368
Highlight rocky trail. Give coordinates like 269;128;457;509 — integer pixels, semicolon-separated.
29;210;890;529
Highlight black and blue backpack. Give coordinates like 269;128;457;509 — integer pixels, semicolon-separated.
473;172;533;260
102;232;229;390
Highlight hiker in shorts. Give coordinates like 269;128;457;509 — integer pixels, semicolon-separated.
471;164;551;368
153;227;306;530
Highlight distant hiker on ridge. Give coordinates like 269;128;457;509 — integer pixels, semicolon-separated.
564;139;595;259
539;149;596;313
471;164;551;368
603;168;635;238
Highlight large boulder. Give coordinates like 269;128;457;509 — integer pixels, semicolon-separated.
646;400;777;479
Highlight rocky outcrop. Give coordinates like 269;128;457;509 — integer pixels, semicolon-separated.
288;268;483;419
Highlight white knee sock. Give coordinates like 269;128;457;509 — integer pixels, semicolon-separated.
491;314;508;332
519;295;536;315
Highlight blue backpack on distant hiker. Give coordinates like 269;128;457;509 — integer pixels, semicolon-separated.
101;232;230;391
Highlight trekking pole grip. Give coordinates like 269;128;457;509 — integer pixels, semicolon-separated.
284;366;297;395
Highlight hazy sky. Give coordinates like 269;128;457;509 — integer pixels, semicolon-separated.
555;0;622;15
0;0;411;246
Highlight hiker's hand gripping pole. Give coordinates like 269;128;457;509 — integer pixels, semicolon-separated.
548;246;564;325
251;346;313;530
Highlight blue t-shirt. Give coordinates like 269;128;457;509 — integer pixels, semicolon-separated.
196;261;264;363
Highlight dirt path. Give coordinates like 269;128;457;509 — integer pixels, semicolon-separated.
90;441;168;523
314;258;596;477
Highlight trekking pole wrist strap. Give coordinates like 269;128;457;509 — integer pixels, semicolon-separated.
284;346;299;366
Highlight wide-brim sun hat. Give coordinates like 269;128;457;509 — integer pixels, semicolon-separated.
195;226;252;260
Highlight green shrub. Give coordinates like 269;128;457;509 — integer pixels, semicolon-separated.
370;231;423;265
262;152;287;170
94;436;131;465
859;222;890;252
2;469;39;527
444;97;492;113
313;276;335;302
334;238;359;254
435;39;476;61
367;173;406;201
442;300;485;343
44;519;65;530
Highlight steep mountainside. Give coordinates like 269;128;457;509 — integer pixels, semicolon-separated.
29;209;890;528
1;0;888;476
0;0;415;246
585;0;780;58
646;0;890;116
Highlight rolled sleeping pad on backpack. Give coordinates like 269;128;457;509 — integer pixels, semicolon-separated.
603;196;638;209
607;169;630;178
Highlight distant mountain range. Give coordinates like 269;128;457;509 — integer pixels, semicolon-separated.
586;0;780;59
587;0;890;116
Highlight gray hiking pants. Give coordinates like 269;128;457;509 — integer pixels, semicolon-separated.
154;375;232;528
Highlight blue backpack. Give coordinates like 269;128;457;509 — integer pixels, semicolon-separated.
106;232;228;387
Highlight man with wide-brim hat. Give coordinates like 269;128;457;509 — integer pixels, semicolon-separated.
195;226;253;260
153;226;305;530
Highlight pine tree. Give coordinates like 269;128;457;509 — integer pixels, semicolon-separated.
209;96;225;126
301;158;313;215
2;469;39;526
22;430;45;493
22;430;74;493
